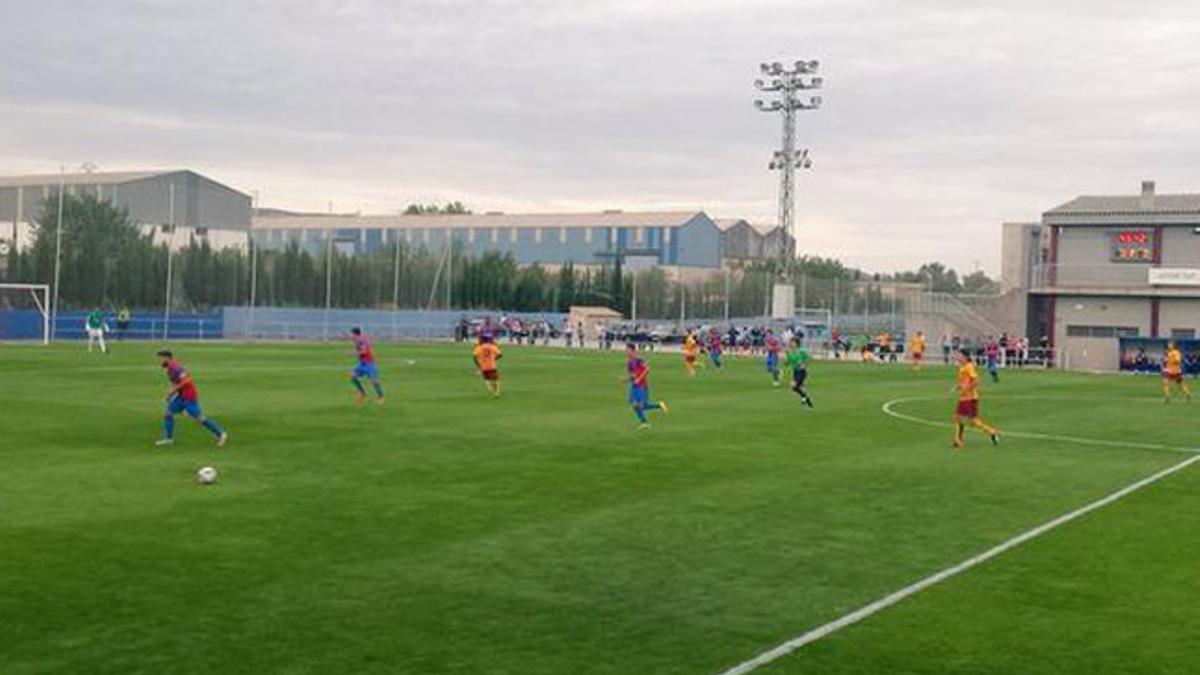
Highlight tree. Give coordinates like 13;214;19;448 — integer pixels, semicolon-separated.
403;202;472;215
961;270;1000;295
28;193;159;308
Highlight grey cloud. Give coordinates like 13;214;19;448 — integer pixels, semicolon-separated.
3;0;1200;273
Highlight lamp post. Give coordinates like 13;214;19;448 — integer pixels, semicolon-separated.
754;59;822;316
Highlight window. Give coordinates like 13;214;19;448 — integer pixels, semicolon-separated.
1066;325;1140;338
1171;328;1196;339
534;228;543;244
585;228;593;244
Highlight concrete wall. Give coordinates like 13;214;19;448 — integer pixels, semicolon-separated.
1159;298;1200;338
1158;226;1200;266
1000;222;1041;293
1053;226;1138;287
1054;296;1149;370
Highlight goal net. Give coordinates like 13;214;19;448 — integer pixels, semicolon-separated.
0;284;51;344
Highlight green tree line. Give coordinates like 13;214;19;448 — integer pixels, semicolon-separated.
0;194;997;318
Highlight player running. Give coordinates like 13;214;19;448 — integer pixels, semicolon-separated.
349;327;385;405
952;349;998;449
706;327;724;370
473;335;502;397
765;330;783;386
984;339;1000;383
156;350;228;447
85;307;108;354
626;343;667;428
908;330;926;371
785;338;814;407
1162;341;1193;403
682;332;700;376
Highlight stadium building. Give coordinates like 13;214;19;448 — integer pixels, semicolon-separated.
1002;181;1200;370
714;218;795;263
0;170;252;251
250;209;766;271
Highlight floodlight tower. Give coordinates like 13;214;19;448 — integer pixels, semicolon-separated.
754;60;822;301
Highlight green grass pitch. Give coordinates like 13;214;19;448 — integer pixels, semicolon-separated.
3;342;1199;674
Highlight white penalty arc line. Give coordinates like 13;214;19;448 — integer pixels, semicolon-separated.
881;396;1200;455
717;399;1200;675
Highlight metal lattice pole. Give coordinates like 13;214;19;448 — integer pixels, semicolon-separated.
754;60;822;284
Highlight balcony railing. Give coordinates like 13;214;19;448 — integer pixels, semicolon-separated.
1031;264;1200;290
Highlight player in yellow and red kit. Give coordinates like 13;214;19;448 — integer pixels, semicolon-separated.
952;349;999;449
1161;341;1193;402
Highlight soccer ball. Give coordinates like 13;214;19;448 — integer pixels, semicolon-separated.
195;466;218;485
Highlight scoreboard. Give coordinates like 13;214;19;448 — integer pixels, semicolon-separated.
1110;229;1154;262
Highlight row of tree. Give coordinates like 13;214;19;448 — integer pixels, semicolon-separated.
0;194;999;317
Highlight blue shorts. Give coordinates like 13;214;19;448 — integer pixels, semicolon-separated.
353;362;379;379
766;353;779;370
628;385;649;406
167;396;202;418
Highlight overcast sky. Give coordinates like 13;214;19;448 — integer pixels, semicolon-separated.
3;0;1199;274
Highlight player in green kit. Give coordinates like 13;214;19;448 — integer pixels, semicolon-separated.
785;338;814;407
84;308;108;354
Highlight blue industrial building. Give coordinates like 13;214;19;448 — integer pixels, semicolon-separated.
251;209;727;269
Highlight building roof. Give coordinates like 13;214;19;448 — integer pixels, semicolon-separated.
714;218;750;231
714;218;781;236
0;170;178;188
253;210;711;231
1045;194;1200;216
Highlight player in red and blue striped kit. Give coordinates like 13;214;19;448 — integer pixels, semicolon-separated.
349;327;385;405
765;330;783;386
626;343;668;429
156;350;228;447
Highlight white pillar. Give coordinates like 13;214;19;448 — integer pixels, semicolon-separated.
50;169;65;341
162;182;175;341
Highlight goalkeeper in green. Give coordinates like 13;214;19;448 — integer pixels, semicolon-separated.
85;308;108;354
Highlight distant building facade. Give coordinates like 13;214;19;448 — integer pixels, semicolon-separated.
715;218;794;265
251;209;726;269
1004;181;1200;370
0;170;252;251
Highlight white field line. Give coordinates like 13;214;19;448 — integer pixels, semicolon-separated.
882;396;1200;455
716;399;1200;675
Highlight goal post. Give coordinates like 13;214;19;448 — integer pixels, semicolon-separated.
0;283;51;344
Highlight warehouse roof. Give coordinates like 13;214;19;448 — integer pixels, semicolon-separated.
714;218;779;235
1046;181;1200;216
253;210;714;230
1046;194;1200;216
0;170;177;187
